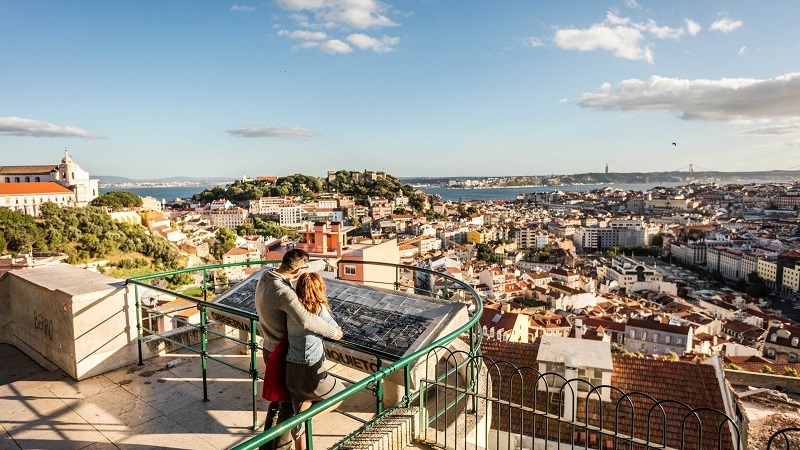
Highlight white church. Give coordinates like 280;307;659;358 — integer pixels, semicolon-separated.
0;151;99;216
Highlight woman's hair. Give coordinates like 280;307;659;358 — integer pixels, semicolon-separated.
295;272;329;314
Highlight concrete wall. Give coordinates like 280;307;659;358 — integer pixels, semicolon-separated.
0;265;138;380
725;369;800;394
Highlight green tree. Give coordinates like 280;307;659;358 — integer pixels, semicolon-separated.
538;251;550;263
213;227;237;259
760;365;774;374
783;367;799;377
90;191;143;210
476;244;495;263
650;234;664;247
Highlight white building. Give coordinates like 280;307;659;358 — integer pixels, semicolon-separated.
0;151;99;213
602;254;663;293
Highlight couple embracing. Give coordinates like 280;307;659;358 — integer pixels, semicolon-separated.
255;249;345;450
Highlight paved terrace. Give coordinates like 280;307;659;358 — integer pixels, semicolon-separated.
0;339;378;450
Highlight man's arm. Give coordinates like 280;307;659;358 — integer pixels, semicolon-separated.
280;289;341;339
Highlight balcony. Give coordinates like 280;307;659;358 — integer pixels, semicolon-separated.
1;260;799;449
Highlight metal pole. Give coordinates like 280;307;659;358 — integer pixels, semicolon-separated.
200;305;209;402
250;318;259;430
395;266;400;291
375;357;384;415
135;284;143;365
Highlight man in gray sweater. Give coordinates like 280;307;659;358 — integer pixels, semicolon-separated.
255;249;342;450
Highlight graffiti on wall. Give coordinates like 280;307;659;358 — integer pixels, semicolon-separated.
33;311;54;340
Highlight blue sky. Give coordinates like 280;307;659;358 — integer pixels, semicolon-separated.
2;1;799;179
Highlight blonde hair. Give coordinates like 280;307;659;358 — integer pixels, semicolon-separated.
295;272;329;314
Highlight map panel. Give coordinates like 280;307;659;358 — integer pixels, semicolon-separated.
212;268;466;359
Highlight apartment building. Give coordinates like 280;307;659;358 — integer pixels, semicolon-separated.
669;242;707;265
624;318;693;356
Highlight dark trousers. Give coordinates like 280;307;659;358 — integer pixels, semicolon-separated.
260;348;293;450
259;400;294;450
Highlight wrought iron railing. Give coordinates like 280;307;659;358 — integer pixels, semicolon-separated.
128;259;800;450
127;259;484;449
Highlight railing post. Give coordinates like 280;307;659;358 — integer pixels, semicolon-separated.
443;278;449;299
306;419;314;450
134;284;143;366
394;266;400;291
200;304;209;402
375;357;384;415
250;318;259;430
202;269;208;302
403;365;411;408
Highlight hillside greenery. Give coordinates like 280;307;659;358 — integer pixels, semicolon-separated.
0;204;185;282
90;191;143;211
191;171;427;212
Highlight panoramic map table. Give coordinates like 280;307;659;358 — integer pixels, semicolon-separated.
210;267;468;371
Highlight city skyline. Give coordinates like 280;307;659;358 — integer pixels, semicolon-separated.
2;1;800;178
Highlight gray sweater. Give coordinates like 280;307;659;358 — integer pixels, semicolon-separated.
255;269;339;353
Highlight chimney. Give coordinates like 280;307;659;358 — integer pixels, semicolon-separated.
575;318;583;339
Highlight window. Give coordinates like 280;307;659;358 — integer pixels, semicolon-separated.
676;338;683;345
793;337;799;347
628;330;635;338
25;177;30;182
665;336;671;344
772;333;778;342
14;177;19;182
767;348;775;357
652;346;658;353
4;177;8;183
652;333;659;343
35;177;40;182
343;265;356;276
641;331;647;340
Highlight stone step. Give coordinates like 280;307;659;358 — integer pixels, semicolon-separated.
337;407;419;450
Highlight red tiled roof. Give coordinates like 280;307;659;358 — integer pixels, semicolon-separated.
0;182;72;195
478;340;735;449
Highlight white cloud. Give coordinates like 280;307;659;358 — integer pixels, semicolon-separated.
230;5;256;12
645;20;683;39
300;39;352;53
524;37;545;48
227;126;319;138
276;0;397;29
278;29;328;40
552;11;695;64
741;123;800;136
554;21;653;63
684;18;701;36
710;17;742;33
738;46;747;57
345;33;398;53
275;0;398;54
579;72;800;122
0;117;101;138
624;0;641;11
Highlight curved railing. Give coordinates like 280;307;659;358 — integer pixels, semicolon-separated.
127;259;484;450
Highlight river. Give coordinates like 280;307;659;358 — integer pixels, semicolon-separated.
102;182;683;203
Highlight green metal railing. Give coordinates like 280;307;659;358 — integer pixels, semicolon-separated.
127;259;484;449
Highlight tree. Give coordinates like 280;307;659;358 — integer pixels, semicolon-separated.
90;191;143;210
760;365;774;374
783;367;799;377
537;251;550;263
476;244;495;263
650;234;664;247
213;227;237;259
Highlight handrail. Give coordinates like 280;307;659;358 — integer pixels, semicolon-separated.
127;259;484;450
230;260;484;450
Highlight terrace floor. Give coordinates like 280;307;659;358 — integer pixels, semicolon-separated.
0;339;379;450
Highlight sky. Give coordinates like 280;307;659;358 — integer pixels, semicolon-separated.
1;1;800;179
